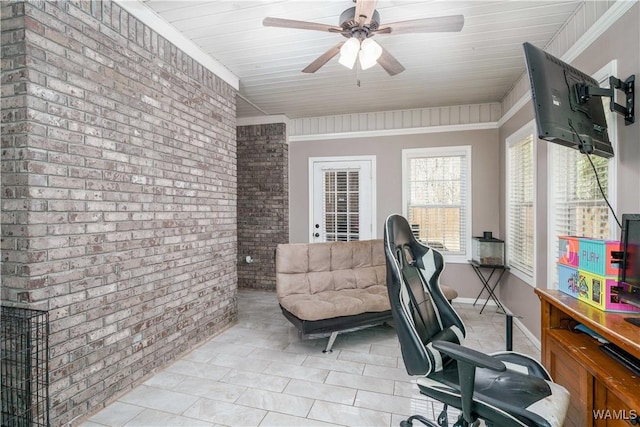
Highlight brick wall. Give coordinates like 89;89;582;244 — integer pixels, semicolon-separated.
236;123;288;290
1;1;238;424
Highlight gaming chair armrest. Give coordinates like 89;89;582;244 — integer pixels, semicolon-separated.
432;341;506;424
432;340;506;372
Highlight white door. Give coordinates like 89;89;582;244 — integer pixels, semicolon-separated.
310;157;375;242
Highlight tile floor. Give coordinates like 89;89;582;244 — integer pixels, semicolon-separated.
80;289;540;427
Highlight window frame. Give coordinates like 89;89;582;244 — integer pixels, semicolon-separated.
546;60;619;289
505;121;537;286
402;145;472;264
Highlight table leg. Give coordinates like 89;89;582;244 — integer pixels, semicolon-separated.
471;265;507;314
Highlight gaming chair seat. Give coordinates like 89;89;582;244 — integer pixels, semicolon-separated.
384;214;570;427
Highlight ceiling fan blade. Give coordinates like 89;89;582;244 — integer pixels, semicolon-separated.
377;47;405;76
302;41;345;73
263;17;343;33
376;15;464;34
354;0;377;28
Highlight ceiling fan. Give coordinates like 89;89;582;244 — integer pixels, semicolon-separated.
263;0;464;76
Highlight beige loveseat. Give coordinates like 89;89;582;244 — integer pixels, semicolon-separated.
275;239;457;352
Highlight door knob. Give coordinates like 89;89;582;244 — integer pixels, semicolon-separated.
314;233;320;238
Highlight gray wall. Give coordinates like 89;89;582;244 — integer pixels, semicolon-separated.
289;129;501;299
289;4;640;339
498;2;640;338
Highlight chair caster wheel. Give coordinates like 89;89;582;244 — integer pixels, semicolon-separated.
400;421;413;427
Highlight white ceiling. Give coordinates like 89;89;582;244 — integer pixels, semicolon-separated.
142;0;584;119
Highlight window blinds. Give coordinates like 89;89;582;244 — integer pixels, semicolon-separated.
549;144;610;285
406;153;468;255
507;135;534;278
323;170;360;241
550;148;609;238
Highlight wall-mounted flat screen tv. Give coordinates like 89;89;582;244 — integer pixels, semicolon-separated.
523;42;613;159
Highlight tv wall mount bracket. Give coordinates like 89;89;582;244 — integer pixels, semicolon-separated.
576;74;635;125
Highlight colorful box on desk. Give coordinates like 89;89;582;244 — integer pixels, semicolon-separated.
558;236;621;274
558;236;579;267
578;238;622;277
557;264;640;313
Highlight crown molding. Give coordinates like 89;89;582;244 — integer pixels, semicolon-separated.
289;122;498;143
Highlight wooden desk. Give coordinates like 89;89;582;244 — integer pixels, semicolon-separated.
536;289;640;427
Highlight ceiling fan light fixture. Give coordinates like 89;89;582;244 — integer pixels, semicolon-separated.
338;37;360;69
358;38;382;70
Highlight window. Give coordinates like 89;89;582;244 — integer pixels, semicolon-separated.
402;146;471;263
547;62;618;288
506;123;536;284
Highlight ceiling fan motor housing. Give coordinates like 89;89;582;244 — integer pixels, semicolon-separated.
339;6;380;38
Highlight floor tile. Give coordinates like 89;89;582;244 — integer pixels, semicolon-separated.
118;385;199;415
209;352;273;373
249;347;308;365
164;359;230;381
303;355;365;375
354;389;419;417
142;370;188;390
84;402;144;426
220;368;291;392
284;379;357;405
82;290;542;427
236;387;315;417
259;412;343;426
307;400;391;426
362;364;414;383
171;376;246;402
264;361;329;382
324;371;395;394
337;349;399;367
124;408;212;426
182;397;267;426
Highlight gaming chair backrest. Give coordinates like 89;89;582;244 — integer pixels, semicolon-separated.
384;214;466;376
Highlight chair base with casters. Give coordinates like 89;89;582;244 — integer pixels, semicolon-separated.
384;214;570;427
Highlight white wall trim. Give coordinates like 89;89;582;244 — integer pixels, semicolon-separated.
498;0;634;126
289;122;498;143
114;0;239;90
237;115;289;127
562;0;636;65
497;93;532;127
505;121;537;287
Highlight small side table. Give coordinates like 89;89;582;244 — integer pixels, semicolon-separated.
469;261;509;314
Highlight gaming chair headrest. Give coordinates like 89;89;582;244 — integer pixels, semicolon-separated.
385;214;416;250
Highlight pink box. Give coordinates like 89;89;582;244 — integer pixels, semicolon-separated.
558;236;579;267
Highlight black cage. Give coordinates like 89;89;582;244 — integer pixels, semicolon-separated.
1;306;49;427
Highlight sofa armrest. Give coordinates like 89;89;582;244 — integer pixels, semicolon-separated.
440;285;458;302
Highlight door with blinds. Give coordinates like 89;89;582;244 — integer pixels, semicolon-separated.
310;157;374;243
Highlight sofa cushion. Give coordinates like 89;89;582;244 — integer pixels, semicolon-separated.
276;239;458;321
331;244;353;271
309;243;332;272
308;271;334;294
276;244;309;274
279;286;390;321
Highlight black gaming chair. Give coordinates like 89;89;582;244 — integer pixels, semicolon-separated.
384;214;569;427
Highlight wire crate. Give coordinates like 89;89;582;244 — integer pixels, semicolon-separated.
1;306;50;427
